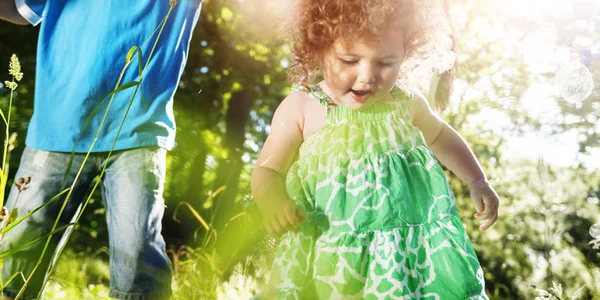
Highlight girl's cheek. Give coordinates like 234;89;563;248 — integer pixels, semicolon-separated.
380;69;398;84
339;70;355;81
329;68;352;86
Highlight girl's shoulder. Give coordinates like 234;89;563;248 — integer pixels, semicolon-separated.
273;86;321;135
390;87;426;125
286;83;329;115
287;84;328;141
405;89;430;125
275;89;310;124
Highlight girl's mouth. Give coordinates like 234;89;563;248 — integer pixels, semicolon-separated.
350;89;373;103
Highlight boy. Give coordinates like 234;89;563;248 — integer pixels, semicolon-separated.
0;0;203;299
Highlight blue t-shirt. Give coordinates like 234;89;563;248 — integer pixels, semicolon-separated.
15;0;202;152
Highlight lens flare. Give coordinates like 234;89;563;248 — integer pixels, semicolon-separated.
590;222;600;239
553;61;594;104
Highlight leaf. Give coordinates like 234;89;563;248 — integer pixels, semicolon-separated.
61;80;141;188
133;47;148;112
7;132;16;151
134;47;144;78
228;211;248;223
571;285;586;300
113;81;141;93
0;223;73;259
173;201;211;231
534;288;554;300
221;7;233;22
0;270;25;289
6;207;17;226
142;93;148;112
1;188;69;235
124;46;148;111
0;108;6;125
550;281;562;297
126;46;137;65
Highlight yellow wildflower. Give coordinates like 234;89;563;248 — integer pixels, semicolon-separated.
4;81;17;91
8;54;22;82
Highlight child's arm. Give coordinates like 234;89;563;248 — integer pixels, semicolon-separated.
251;92;308;237
410;93;499;231
0;1;28;25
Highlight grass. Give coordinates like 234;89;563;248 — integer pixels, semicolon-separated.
42;247;267;300
42;249;110;300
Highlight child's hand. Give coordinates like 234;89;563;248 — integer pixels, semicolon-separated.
469;179;499;231
259;198;306;237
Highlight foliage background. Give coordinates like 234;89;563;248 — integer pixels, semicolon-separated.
0;0;599;299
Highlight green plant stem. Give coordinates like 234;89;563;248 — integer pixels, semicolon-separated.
0;76;14;209
30;5;176;298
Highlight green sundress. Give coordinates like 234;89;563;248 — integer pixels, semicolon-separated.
261;84;488;300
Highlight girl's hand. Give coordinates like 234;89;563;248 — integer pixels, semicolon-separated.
469;178;499;231
250;91;309;238
259;198;306;238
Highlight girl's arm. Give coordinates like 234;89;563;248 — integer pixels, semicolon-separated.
251;91;308;237
410;93;499;231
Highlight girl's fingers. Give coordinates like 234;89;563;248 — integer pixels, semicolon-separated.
284;202;301;228
470;190;484;214
475;203;496;219
277;211;293;231
480;210;499;231
478;198;499;231
482;193;499;215
296;207;306;223
264;219;275;236
270;217;284;236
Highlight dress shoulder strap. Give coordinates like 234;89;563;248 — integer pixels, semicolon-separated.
291;83;334;107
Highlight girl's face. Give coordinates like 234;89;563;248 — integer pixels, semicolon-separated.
321;26;405;111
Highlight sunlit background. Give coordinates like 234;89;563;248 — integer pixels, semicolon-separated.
212;0;600;298
0;0;599;299
452;0;600;171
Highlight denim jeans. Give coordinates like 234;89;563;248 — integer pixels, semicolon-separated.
0;146;172;300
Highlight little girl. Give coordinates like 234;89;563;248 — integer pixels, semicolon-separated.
251;0;499;299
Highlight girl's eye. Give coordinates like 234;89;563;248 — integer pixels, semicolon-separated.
340;59;358;66
378;61;395;67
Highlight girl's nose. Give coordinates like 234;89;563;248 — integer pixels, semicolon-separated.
357;64;376;85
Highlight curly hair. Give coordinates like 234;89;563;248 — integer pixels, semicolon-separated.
287;0;455;93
